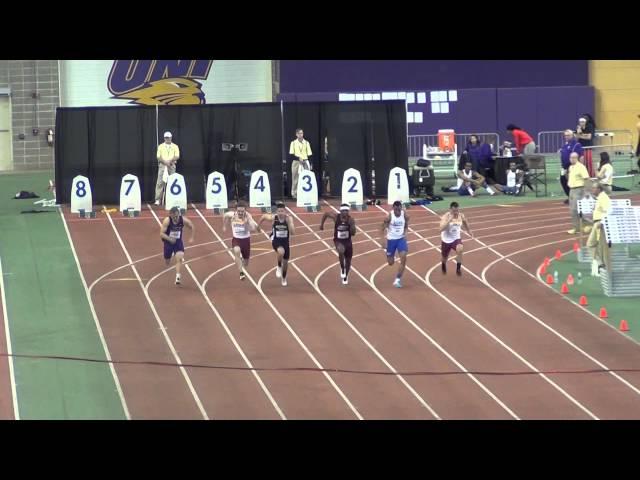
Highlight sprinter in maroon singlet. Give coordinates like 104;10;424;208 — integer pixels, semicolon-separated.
320;203;356;285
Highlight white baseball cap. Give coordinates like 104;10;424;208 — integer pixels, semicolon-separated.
163;131;172;138
339;204;350;212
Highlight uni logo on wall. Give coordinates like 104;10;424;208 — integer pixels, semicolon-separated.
107;60;214;105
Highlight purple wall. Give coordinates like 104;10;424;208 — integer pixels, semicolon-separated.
280;61;589;92
278;86;595;141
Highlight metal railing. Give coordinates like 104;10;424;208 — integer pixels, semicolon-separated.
407;132;500;157
537;129;634;154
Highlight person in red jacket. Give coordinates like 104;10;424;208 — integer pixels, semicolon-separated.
506;124;536;155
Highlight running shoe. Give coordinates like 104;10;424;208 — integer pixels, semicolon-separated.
276;266;282;278
393;278;402;288
281;277;287;287
342;276;348;285
175;274;181;285
441;263;447;274
240;271;246;281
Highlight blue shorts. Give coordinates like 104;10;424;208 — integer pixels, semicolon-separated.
386;237;408;257
163;239;185;260
502;186;518;195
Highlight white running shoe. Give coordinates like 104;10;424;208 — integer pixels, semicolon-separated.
342;276;348;285
154;200;160;206
340;269;346;279
175;274;181;285
276;267;282;278
393;278;402;288
281;277;287;287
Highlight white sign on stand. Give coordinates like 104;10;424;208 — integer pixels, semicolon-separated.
387;167;410;205
119;174;141;212
165;172;188;211
296;170;319;208
205;171;228;210
70;175;93;213
249;170;271;209
341;168;364;207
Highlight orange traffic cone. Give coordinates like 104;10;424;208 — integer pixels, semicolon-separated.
560;282;569;294
619;320;630;332
573;242;580;253
555;250;562;260
579;295;588;306
567;274;575;286
599;307;608;319
543;257;551;266
546;274;554;284
540;264;547;275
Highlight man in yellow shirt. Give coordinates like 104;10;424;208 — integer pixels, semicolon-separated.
155;131;180;206
586;182;611;276
289;128;312;199
567;152;590;234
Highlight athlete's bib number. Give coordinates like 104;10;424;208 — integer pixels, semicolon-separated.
169;230;181;239
337;230;349;239
232;223;247;235
275;229;288;238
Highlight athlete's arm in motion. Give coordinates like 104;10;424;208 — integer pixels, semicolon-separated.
439;213;452;232
257;213;274;233
245;212;258;232
381;213;391;236
222;211;234;233
319;212;336;230
349;217;356;237
159;217;175;244
286;215;295;235
404;212;410;236
183;217;195;243
461;214;473;237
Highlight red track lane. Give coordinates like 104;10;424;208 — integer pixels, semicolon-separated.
64;209;205;419
171;207;359;419
288;207;516;419
209;207;441;420
0;279;14;419
484;243;640;419
61;194;640;419
108;208;285;419
317;203;590;419
416;200;640;419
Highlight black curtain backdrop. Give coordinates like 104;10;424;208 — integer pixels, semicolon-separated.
55;101;407;204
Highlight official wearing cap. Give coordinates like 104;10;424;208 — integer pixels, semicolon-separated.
155;131;180;205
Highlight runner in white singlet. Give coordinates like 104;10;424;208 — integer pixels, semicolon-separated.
439;201;473;276
223;201;257;280
381;200;409;288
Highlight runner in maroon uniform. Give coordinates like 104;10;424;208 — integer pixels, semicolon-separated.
320;203;356;285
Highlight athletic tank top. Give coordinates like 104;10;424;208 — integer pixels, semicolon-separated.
231;213;251;239
387;210;406;240
507;169;519;188
334;216;352;241
165;216;184;240
271;215;289;241
441;214;463;243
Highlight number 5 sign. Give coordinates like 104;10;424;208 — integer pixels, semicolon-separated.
206;171;228;210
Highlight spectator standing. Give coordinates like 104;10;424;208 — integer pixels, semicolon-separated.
155;132;180;206
567;152;591;235
506;124;536;155
559;129;584;204
576;115;596;176
289;128;312;200
596;152;614;194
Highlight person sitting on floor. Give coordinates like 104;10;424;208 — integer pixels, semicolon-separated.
494;160;524;195
457;161;497;197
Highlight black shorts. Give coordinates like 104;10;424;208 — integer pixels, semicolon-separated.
272;239;290;260
334;239;353;259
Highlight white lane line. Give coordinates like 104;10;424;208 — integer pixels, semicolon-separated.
0;257;19;420
145;204;286;420
405;205;598;419
59;209;130;419
289;204;441;419
481;243;640;398
191;204;363;420
104;208;208;419
255;221;441;420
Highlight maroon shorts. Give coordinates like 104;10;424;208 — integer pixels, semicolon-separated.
441;239;462;258
232;237;251;259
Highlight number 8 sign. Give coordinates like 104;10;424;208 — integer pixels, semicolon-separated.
70;175;93;213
